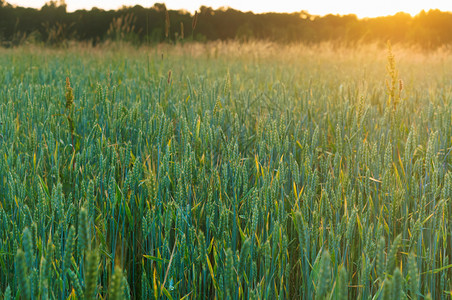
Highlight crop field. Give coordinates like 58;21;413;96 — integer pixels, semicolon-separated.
0;42;451;299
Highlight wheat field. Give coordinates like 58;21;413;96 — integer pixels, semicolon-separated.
0;42;451;299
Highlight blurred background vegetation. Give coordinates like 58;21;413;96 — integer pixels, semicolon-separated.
1;0;452;48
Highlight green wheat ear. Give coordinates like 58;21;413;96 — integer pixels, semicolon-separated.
316;250;331;299
122;273;131;300
63;226;75;274
408;253;419;298
376;236;386;281
16;249;31;300
84;249;99;300
22;227;33;269
336;266;348;300
78;207;89;253
392;268;402;299
386;234;401;274
68;270;83;298
238;238;251;276
225;248;234;298
38;256;48;297
3;286;11;300
382;278;392;300
109;266;124;300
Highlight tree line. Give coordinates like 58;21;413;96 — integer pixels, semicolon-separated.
1;0;452;48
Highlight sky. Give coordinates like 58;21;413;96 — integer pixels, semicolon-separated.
6;0;452;18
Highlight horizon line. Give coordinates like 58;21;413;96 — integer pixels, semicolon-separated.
4;1;452;19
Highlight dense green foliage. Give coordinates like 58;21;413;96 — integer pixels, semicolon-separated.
0;42;451;299
2;1;452;48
